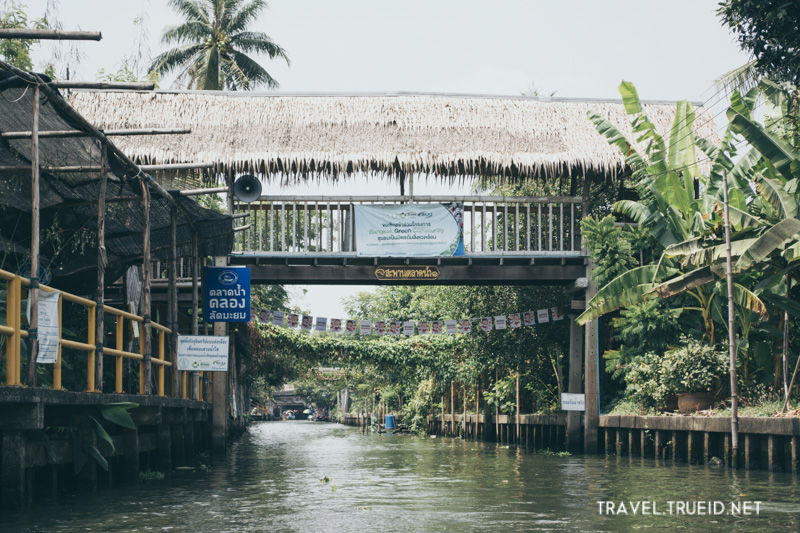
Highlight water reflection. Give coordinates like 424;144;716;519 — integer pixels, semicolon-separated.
1;421;799;532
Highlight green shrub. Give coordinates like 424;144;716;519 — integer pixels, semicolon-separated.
660;336;728;394
622;352;669;408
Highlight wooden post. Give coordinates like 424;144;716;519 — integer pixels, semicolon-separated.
474;381;479;440
516;371;521;443
566;313;584;452
169;208;179;397
495;368;499;441
212;256;228;454
94;141;108;392
450;382;455;437
25;86;40;386
583;171;599;454
722;170;739;461
462;383;467;438
191;232;200;400
141;177;153;394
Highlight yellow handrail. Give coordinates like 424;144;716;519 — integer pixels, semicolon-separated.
1;267;197;400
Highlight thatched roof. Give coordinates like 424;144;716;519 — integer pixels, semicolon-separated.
68;91;719;183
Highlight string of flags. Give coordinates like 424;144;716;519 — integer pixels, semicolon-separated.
251;306;565;336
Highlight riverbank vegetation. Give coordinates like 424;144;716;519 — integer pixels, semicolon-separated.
252;78;800;427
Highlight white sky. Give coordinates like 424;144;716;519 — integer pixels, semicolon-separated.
22;0;749;318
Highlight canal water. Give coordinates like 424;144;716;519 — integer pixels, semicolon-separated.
2;421;799;532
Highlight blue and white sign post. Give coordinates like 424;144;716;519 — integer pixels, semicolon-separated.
205;266;251;322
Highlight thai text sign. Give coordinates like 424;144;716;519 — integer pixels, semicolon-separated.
27;290;59;364
375;265;440;281
561;393;585;411
177;335;229;371
354;203;464;257
205;266;251;322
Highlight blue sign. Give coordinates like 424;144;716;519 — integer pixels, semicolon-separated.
205;266;251;322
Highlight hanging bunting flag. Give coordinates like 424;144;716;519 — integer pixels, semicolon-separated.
389;321;402;335
315;317;327;331
459;318;471;334
345;319;357;334
360;320;372;335
258;308;271;324
403;321;415;335
288;313;300;328
495;315;507;330
509;313;522;328
537;309;550;323
272;311;284;326
418;320;430;334
431;320;444;334
551;306;564;321
330;318;343;333
374;320;387;335
523;311;536;326
480;317;493;332
445;320;457;334
301;315;313;331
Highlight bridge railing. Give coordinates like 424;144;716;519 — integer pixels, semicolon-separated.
233;195;584;256
0;268;206;400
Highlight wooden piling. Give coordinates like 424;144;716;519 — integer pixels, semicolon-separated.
25;86;41;386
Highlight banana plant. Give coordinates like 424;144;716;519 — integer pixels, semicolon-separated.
579;81;800;345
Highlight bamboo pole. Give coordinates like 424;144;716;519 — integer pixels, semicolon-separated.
141;178;153;394
0;128;191;139
722;170;739;462
783;275;790;396
52;80;153;90
0;28;102;40
25;85;40;387
95;141;108;392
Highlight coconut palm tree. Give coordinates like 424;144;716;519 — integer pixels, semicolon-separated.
150;0;289;91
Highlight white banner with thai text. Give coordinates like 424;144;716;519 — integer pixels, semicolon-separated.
354;203;464;257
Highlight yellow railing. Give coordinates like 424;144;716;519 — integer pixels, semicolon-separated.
1;268;206;400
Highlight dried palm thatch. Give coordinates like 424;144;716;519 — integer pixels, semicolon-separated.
69;91;719;184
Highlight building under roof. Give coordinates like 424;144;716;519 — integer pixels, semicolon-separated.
0;72;234;293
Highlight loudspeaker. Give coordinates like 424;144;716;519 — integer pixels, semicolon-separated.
232;174;262;203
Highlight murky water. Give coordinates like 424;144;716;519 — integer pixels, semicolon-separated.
3;421;800;531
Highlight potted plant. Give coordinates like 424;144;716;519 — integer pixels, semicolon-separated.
660;336;728;414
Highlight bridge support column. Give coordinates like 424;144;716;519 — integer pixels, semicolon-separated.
566;313;584;453
584;258;599;454
212;256;228;455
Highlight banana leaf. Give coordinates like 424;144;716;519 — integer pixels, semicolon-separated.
735;218;800;271
728;107;799;182
756;175;798;218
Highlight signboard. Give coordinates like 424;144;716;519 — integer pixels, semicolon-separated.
375;265;440;281
27;290;59;364
561;393;585;411
177;335;230;372
205;267;250;322
355;203;464;257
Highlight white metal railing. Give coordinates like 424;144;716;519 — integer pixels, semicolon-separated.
233;195;584;256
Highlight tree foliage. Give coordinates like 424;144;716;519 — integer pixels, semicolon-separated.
718;0;800;85
150;0;289;90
